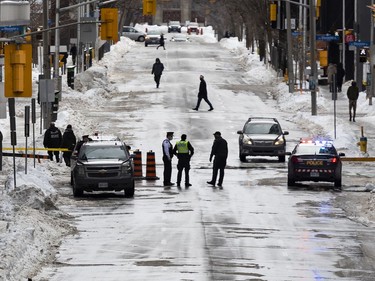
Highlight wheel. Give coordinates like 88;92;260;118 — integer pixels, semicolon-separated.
278;155;286;162
239;153;247;162
138;36;145;42
334;178;342;188
287;176;295;186
124;180;135;198
72;176;83;197
145;43;148;47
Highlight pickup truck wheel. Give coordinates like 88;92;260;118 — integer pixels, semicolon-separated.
73;177;83;197
124;180;135;198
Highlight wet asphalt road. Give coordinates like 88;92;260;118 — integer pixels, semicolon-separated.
34;34;375;280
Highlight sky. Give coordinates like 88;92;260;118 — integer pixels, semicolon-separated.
0;24;375;280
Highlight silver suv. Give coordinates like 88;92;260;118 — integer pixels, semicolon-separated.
70;140;135;197
122;26;146;42
237;117;289;162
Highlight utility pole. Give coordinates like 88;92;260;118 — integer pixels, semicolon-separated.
43;0;51;79
54;0;60;78
371;0;375;105
309;0;317;115
286;0;294;93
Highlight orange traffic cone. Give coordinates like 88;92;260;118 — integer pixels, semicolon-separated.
146;150;159;180
133;150;143;179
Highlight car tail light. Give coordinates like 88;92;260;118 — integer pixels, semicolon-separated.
291;156;302;163
329;157;338;163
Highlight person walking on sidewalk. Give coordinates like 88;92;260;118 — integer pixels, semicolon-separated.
151;58;164;88
162;132;174;186
207;131;228;188
347;81;359;122
192;75;214;111
173;134;194;188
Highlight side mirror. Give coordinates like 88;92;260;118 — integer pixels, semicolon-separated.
339;152;346;157
283;131;289;135
285;152;292;156
237;130;243;134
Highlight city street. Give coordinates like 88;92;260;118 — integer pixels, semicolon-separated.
32;31;375;280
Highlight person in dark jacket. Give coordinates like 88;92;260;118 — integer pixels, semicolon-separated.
43;122;62;162
193;75;214;111
207;131;228;187
336;63;346;92
162;131;174;186
60;124;76;166
151;58;164;88
347;81;359;122
74;135;92;154
157;33;165;50
173;134;194;188
70;44;77;65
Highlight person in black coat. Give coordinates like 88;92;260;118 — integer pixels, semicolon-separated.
70;44;77;65
336;63;346;93
151;58;164;88
60;124;76;166
193;75;214;111
207;131;228;187
157;34;165;50
43;122;62;162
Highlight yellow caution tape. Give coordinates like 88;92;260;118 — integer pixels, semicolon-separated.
2;147;71;152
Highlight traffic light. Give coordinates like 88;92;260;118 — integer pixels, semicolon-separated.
270;3;277;21
4;44;32;98
100;8;118;42
319;50;328;67
143;0;156;16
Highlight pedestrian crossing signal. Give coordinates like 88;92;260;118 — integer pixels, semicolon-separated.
359;48;368;63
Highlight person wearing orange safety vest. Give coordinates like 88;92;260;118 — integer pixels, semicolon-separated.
173;134;194;188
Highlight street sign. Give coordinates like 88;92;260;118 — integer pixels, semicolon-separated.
316;35;339;41
348;41;370;47
0;26;22;32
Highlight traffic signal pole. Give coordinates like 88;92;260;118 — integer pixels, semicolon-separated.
309;0;317;115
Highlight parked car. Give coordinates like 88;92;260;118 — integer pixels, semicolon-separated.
70;140;135;197
187;22;199;34
170;33;190;42
168;21;181;33
287;138;345;188
237;117;289;162
145;29;161;47
122;26;146;42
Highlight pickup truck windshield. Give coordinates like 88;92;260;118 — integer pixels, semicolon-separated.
79;145;128;160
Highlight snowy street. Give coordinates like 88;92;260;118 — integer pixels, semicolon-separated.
1;26;375;280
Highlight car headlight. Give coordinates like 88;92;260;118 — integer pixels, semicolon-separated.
243;136;253;145
77;164;85;175
121;161;133;174
274;136;285;145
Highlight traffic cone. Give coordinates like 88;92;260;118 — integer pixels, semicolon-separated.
133;150;143;179
146;150;159;180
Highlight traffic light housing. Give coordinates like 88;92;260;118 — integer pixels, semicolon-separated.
143;0;156;16
100;8;118;42
4;44;32;98
360;48;368;63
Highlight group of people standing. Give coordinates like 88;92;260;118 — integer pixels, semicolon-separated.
43;123;76;166
162;131;228;188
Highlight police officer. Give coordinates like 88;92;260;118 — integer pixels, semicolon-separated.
43;122;62;162
207;131;228;187
173;134;194;188
162;132;174;186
